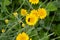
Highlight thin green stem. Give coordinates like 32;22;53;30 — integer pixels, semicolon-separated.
39;0;48;8
16;0;25;11
26;0;33;9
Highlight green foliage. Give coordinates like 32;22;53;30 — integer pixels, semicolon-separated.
0;0;60;40
52;24;60;36
46;2;57;11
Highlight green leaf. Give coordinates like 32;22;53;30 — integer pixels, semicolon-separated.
46;2;57;11
52;24;60;36
0;0;2;5
30;29;39;40
54;8;60;21
53;0;60;8
4;0;11;6
1;0;11;13
39;33;49;40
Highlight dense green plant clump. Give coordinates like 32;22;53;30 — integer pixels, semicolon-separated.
0;0;60;40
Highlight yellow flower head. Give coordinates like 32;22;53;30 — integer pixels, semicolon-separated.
21;9;27;16
26;14;38;25
13;12;18;17
16;32;29;40
30;9;39;17
38;8;47;19
30;38;32;40
2;29;5;33
29;0;39;4
5;19;9;24
22;23;25;27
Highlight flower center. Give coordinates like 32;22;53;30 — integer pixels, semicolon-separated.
28;18;34;23
33;0;36;2
40;11;45;16
20;36;26;40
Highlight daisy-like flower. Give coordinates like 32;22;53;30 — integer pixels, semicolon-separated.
29;0;39;4
30;9;39;17
21;9;27;16
26;14;38;25
5;19;9;24
38;8;47;19
2;29;5;33
13;12;18;17
16;32;29;40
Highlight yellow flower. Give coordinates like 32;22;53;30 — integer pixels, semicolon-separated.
29;0;39;4
16;32;29;40
13;12;18;17
22;23;25;27
38;8;47;19
26;14;38;25
2;29;5;33
5;19;9;24
30;9;38;17
21;9;27;16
